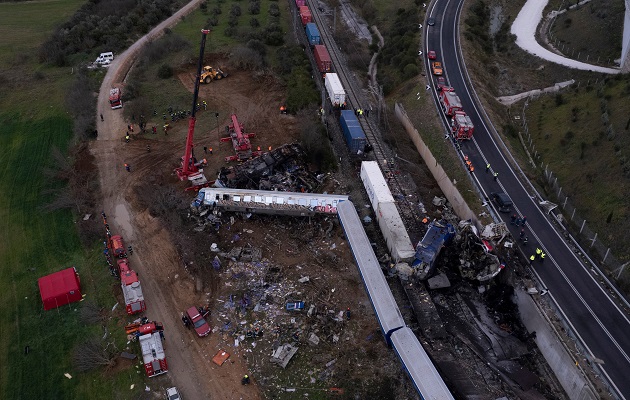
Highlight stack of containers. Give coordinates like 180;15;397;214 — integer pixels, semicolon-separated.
360;161;415;263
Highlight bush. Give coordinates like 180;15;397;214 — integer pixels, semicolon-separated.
230;4;242;17
555;93;565;106
269;3;280;17
250;18;260;28
249;1;260;15
157;64;173;79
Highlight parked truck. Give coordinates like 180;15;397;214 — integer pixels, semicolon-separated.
325;73;346;107
108;235;127;258
118;259;146;315
439;87;462;116
109;87;122;109
451;111;474;140
137;323;167;377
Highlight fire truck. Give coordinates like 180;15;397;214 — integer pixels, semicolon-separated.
439;87;462;116
117;259;146;315
451;111;474;140
137;322;167;377
109;87;122;109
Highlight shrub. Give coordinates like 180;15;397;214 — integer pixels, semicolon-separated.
157;64;173;79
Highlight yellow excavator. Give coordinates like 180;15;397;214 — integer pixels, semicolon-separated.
200;66;227;83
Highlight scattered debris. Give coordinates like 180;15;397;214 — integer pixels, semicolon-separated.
270;344;298;368
212;350;230;366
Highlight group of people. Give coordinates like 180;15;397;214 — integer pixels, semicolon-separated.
529;247;546;264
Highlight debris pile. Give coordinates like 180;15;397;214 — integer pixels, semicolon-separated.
453;223;503;281
217;143;324;192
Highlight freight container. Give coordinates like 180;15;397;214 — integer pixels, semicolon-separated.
305;23;320;46
299;6;312;25
295;0;306;6
376;202;415;263
360;161;395;208
339;110;367;154
324;73;345;105
313;45;332;73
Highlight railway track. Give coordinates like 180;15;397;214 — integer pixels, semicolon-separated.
306;5;426;229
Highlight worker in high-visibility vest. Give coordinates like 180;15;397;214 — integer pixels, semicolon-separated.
529;254;535;264
536;248;542;256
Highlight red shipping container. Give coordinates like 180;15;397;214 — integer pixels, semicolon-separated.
295;0;306;6
299;6;312;26
314;45;332;73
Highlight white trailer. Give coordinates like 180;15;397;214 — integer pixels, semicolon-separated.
376;202;415;263
324;73;346;106
360;161;394;209
360;161;415;263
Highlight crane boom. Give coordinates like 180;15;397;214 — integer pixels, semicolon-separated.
176;29;210;181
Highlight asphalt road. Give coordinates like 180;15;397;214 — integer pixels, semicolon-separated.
424;0;630;397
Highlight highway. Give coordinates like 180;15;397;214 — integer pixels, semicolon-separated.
424;0;630;397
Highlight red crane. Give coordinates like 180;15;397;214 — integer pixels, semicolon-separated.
221;114;261;162
176;29;210;187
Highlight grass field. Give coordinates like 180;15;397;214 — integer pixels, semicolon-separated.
0;1;145;398
524;77;630;261
549;0;623;67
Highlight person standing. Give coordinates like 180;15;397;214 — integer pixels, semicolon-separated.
124;163;131;172
100;114;104;122
203;146;207;154
486;163;490;172
209;147;213;155
493;172;498;181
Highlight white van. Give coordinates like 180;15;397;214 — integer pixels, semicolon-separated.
94;52;114;66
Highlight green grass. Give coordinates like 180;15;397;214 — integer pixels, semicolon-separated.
0;0;84;65
0;1;146;398
173;0;292;52
549;0;623;67
0;115;144;400
524;79;630;261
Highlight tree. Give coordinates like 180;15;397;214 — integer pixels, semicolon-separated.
72;338;118;372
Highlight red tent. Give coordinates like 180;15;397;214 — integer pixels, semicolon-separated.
38;267;82;311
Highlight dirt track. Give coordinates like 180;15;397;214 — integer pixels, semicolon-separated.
92;1;262;398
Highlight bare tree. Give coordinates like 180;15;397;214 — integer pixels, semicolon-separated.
72;338;118;372
79;301;105;325
40;144;98;214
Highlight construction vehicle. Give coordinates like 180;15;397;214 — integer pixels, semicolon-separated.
117;259;146;315
439;87;463;116
109;87;122;109
451;111;474;140
200;66;227;83
221;114;261;162
176;29;211;190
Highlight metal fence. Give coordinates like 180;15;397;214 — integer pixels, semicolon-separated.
518;98;630;288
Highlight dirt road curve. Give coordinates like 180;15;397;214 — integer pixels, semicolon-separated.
92;2;262;399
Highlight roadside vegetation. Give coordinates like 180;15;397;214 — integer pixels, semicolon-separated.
460;0;630;288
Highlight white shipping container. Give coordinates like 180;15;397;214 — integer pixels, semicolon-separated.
376;202;415;263
324;73;346;105
361;161;394;209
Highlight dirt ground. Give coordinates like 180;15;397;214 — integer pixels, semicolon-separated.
91;10;412;400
